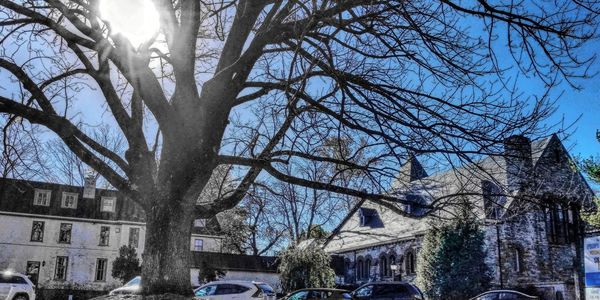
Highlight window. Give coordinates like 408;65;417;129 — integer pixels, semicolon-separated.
380;255;388;278
61;192;78;209
354;285;373;297
405;251;416;275
193;239;204;251
365;258;372;279
129;227;140;248
0;275;27;284
482;180;504;219
58;223;72;244
215;284;250;295
356;258;364;280
54;256;68;280
26;261;41;285
513;247;524;274
101;196;116;212
546;203;572;244
30;221;44;242
33;189;51;206
195;285;217;297
95;258;108;281
99;226;110;246
194;218;207;227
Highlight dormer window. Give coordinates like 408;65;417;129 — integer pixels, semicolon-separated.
61;192;78;209
194;219;206;227
358;208;382;228
33;189;51;206
101;196;116;212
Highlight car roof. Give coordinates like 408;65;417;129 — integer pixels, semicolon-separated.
293;288;349;292
474;290;538;298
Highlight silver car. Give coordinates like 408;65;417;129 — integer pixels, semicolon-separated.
0;271;36;300
109;276;142;295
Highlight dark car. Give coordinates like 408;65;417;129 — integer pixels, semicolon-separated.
280;288;351;300
351;282;424;300
470;290;539;300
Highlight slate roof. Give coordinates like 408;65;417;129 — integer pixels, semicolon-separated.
0;177;145;222
0;177;223;234
324;134;595;253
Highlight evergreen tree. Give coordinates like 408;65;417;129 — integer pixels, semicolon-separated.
111;245;142;284
416;202;492;299
278;246;335;292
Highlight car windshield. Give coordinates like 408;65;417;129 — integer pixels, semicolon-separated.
256;283;275;295
195;285;217;296
125;276;141;286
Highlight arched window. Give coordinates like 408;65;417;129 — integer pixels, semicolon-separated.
379;255;388;278
389;255;396;275
405;251;416;275
365;258;372;279
356;258;364;280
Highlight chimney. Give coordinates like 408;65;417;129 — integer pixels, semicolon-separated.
503;135;532;194
398;154;428;183
83;170;97;199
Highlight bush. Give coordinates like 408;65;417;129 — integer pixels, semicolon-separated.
278;246;335;292
111;245;142;284
416;204;492;299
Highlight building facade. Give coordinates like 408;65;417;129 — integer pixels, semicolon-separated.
0;177;223;292
325;135;594;300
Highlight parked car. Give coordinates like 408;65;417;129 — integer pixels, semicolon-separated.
194;280;276;300
351;282;424;300
109;276;142;295
280;288;351;300
0;270;36;300
470;290;539;300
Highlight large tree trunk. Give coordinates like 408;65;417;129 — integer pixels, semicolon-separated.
142;192;196;295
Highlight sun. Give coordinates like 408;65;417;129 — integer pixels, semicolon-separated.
98;0;160;48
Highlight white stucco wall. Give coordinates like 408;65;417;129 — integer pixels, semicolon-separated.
0;212;223;291
0;212;145;290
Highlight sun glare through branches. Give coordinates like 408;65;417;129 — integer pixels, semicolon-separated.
98;0;160;48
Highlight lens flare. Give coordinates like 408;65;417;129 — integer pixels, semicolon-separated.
98;0;160;47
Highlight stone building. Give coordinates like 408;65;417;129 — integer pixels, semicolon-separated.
324;135;594;300
0;177;224;292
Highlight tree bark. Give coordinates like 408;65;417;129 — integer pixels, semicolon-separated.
142;192;196;295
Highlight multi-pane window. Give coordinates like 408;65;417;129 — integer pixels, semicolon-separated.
129;227;140;248
194;219;207;227
58;223;72;244
482;180;504;219
33;189;51;206
380;256;388;278
101;196;116;212
95;258;108;281
54;256;68;280
30;221;44;242
99;226;110;246
546;203;577;244
356;259;364;280
193;239;204;251
61;192;78;209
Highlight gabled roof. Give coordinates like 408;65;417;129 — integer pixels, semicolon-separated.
324;134;595;252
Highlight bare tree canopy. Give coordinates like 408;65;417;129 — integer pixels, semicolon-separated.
0;0;598;295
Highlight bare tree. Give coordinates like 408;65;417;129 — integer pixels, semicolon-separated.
0;117;47;179
45;125;126;187
0;0;597;295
